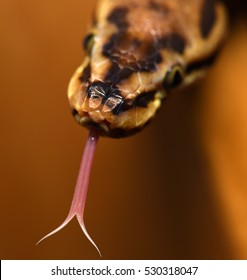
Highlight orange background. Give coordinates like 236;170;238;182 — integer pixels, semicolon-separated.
0;0;247;259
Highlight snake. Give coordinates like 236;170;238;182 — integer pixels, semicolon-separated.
38;0;227;256
69;0;227;138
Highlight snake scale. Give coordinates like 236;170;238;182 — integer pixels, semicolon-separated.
38;0;227;256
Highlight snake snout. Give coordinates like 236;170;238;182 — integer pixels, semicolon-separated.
87;81;124;114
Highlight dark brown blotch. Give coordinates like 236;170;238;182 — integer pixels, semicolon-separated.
84;121;144;138
149;0;169;15
103;33;141;60
186;48;220;73
158;33;186;54
83;33;94;51
103;32;163;84
134;90;157;108
79;64;91;82
72;108;79;116
104;63;122;84
105;63;135;85
200;0;216;38
116;90;157;115
107;7;129;30
117;68;135;81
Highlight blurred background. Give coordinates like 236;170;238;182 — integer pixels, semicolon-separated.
0;0;247;259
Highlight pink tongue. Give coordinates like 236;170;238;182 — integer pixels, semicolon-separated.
37;129;101;257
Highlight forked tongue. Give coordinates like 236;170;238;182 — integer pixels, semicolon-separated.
37;128;101;257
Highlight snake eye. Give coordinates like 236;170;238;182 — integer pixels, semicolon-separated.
83;33;95;54
163;64;184;90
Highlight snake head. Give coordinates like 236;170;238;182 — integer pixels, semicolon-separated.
68;0;227;138
68;59;165;138
68;28;170;138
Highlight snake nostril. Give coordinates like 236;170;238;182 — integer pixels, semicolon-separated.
103;95;123;114
87;86;104;109
86;80;123;113
87;81;108;109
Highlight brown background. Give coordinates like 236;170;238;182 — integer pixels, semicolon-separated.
1;0;247;259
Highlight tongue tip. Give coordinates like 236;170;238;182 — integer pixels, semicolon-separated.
37;128;101;256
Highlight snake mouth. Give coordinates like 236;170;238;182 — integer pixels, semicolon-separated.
72;109;113;135
71;86;165;138
72;108;146;138
72;109;107;133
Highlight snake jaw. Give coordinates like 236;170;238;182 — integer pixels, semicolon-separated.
37;129;102;257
